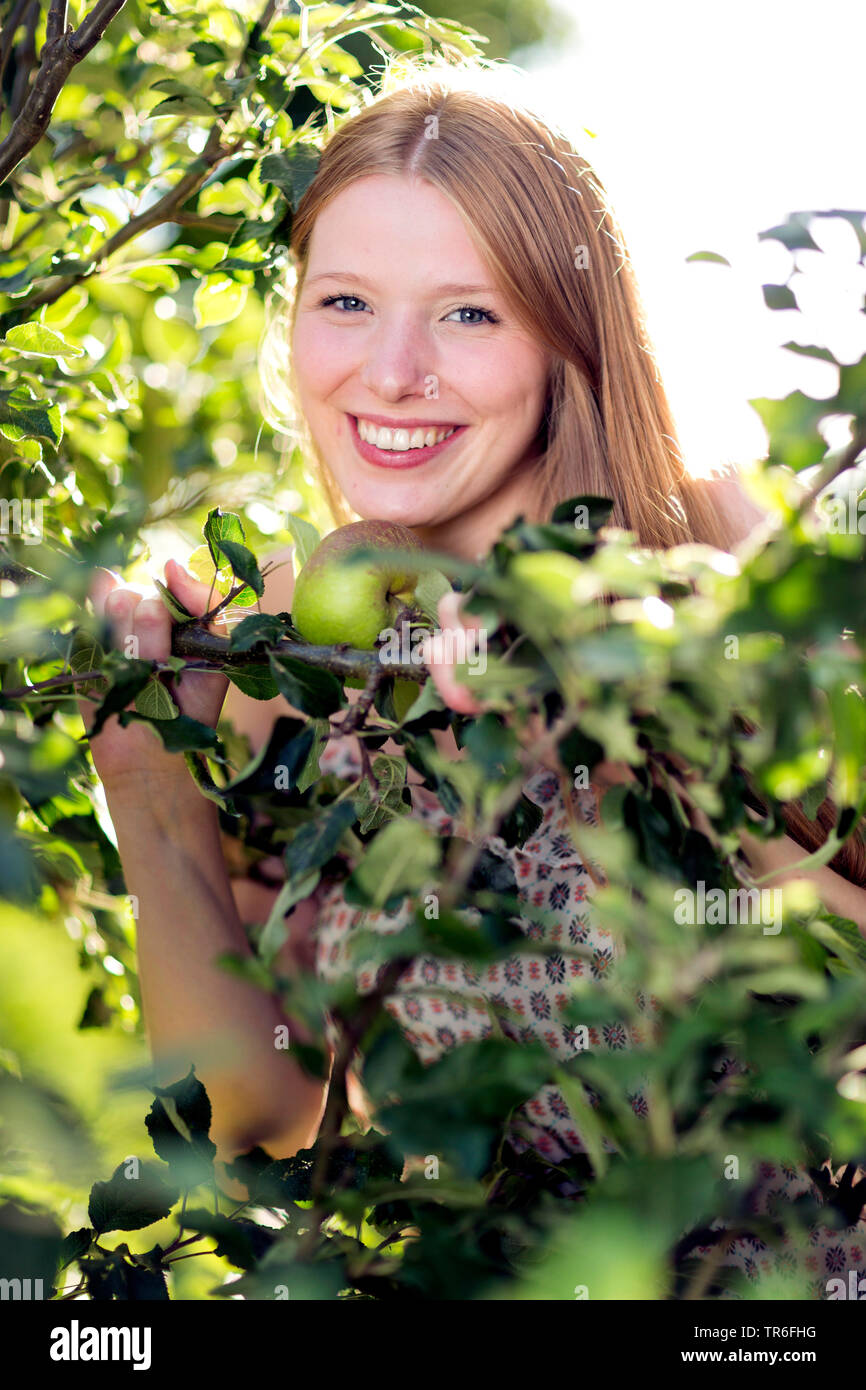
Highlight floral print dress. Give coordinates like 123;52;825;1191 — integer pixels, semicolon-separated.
311;735;866;1296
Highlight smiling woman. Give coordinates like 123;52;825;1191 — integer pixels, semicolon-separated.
287;172;551;560
279;66;759;564
87;53;866;1299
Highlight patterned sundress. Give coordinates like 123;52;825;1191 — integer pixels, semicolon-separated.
310;734;866;1297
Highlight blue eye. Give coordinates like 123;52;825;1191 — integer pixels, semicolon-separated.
445;305;499;325
317;294;499;325
319;294;368;312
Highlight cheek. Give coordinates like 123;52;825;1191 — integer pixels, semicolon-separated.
472;346;548;425
292;320;355;400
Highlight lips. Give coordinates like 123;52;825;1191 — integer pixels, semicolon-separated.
347;413;467;469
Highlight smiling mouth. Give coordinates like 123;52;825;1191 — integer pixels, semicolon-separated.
347;414;467;468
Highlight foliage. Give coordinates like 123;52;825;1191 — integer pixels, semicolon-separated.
1;1;866;1304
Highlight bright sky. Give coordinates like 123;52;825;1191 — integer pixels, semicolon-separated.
516;0;866;478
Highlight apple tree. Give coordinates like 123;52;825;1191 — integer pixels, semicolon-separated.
1;0;866;1303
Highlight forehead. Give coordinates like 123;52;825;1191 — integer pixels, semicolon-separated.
305;174;494;284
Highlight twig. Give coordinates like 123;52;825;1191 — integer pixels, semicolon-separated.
299;954;414;1259
0;0;129;186
0;0;293;317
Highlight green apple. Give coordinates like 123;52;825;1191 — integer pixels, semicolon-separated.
508;550;584;624
392;676;422;721
291;520;423;650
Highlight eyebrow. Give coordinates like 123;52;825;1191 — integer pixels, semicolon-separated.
304;271;499;296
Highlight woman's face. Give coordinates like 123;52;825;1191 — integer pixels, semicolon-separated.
291;174;551;559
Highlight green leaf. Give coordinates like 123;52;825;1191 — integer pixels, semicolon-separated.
269;651;344;717
134;674;179;720
353;753;409;832
758;214;819;252
345;816;441;910
260;148;320;209
177;1208;271;1270
119;710;221;754
287;512;321;571
227;664;280;700
296;717;330;793
685;250;731;266
0;390;63;444
549;494;615;531
192;273;248;328
84;658;154;739
229;612;288;652
189;40;226;65
68;632;106;696
151;93;216;118
144;1066;217;1186
88;1163;179;1234
216;538;264;598
284;800;357;877
203;507;245;570
258;868;321;967
1;322;84;358
748;391;828;471
413;567;452;624
762;283;799;311
223;717;314;796
838;353;866;419
57;1227;93;1271
153;577;194;622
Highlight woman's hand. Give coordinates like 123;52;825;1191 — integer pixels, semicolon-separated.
416;591;558;773
87;559;230;792
417;589;488;716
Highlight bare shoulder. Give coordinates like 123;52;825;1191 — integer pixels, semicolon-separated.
698;472;768;545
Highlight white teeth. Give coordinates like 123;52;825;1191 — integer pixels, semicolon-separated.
356;418;457;450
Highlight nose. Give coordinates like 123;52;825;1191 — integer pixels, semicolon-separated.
358;312;431;402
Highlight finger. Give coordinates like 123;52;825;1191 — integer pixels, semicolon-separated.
89;568;123;618
437;589;483;633
103;588;143;655
164;558;223;622
133;596;171;662
418;632;485;715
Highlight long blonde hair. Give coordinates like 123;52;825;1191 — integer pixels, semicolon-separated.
281;62;742;551
265;59;866;889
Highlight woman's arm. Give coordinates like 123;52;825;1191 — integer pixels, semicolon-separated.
89;554;328;1190
737;820;866;936
591;759;866;937
106;771;327;1171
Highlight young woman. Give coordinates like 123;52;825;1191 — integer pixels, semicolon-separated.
89;62;866;1291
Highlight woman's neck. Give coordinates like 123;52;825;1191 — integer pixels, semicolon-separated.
411;453;543;562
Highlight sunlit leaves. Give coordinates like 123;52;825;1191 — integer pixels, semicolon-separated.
0;323;83;359
192;274;248;328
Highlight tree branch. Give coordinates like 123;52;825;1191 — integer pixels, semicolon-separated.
0;0;128;185
0;0;32;107
0;0;294;316
171;622;427;681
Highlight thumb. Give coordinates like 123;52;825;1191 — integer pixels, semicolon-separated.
164;558;221;622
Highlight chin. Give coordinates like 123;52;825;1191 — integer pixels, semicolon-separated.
342;486;434;529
